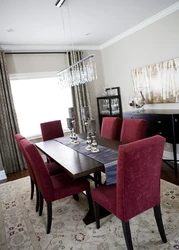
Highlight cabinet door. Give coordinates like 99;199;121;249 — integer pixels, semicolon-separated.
151;114;173;142
173;115;179;143
98;98;110;115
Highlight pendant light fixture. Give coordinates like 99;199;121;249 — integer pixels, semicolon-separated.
55;0;97;88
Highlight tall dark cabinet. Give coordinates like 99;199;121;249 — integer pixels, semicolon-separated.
97;87;123;128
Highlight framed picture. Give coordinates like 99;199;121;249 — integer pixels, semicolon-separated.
131;57;179;103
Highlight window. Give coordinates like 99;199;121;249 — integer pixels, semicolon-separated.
11;75;72;138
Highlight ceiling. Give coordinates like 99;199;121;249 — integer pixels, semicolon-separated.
0;0;179;51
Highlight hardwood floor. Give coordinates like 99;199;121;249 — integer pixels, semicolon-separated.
161;161;179;185
6;169;29;182
5;161;179;186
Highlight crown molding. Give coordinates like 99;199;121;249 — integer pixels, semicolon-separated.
1;44;100;53
100;2;179;50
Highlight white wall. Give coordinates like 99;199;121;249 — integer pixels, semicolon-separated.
101;10;179;112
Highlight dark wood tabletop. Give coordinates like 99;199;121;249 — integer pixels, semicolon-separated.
35;134;123;180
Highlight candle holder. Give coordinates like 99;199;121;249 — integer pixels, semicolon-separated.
91;133;99;153
85;132;92;150
87;119;99;153
71;119;79;144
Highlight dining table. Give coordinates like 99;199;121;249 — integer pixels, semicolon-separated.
35;133;124;224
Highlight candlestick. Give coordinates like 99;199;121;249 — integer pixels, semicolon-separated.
68;107;75;119
81;106;90;121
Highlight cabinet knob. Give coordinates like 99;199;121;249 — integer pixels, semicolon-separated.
157;121;161;123
175;119;178;122
158;132;162;135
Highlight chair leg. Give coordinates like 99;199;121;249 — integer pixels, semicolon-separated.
39;192;44;216
30;178;34;200
93;201;100;229
122;221;134;250
35;185;39;212
73;194;79;201
47;202;52;234
153;205;167;243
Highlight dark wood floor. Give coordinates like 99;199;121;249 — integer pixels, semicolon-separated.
6;161;179;186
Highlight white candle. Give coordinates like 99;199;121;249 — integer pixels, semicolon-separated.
81;106;89;121
66;118;73;129
88;119;96;134
68;107;75;119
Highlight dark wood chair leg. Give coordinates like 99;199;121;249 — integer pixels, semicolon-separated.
153;205;167;243
122;221;134;250
47;202;52;234
73;194;79;201
39;192;44;216
30;178;34;200
93;201;100;229
35;185;39;212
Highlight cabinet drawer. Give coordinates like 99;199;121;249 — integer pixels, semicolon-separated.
150;114;173;141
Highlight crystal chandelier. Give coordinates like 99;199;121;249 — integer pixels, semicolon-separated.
55;0;97;88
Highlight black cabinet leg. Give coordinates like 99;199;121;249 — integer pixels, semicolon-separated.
122;221;134;250
172;141;178;177
47;202;52;234
153;205;167;243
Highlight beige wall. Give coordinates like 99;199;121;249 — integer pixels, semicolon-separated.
101;10;179;112
6;53;67;74
83;50;104;132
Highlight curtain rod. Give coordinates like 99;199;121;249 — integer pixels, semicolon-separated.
5;52;67;55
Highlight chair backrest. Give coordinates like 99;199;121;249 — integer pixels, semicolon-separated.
120;118;147;143
40;120;64;141
20;139;54;202
14;134;36;183
116;135;166;222
101;117;122;140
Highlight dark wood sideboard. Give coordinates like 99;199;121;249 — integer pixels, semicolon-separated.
123;109;179;177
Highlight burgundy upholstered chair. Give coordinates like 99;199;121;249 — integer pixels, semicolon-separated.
20;138;91;234
40;120;64;141
101;117;122;140
14;133;64;212
120;118;147;143
91;135;167;250
40;120;64;163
